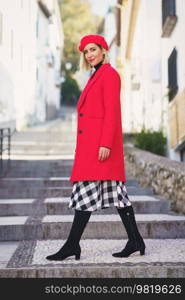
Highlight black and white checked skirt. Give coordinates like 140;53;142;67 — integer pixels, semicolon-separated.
68;180;132;212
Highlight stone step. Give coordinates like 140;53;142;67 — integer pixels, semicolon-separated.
0;213;185;241
1;161;74;178
9;150;75;155
11;141;75;146
0;199;38;216
0;178;139;188
11;145;75;151
2;159;74;167
0;177;73;188
2;170;72;178
1;239;185;278
0;199;51;216
0;196;170;216
11;141;74;146
11;133;76;141
0;186;154;198
0;187;71;198
3;165;73;172
44;195;170;215
1;160;73;172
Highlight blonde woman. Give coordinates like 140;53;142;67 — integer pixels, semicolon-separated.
46;34;145;261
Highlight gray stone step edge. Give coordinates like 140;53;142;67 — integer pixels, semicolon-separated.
1;264;185;278
0;214;185;240
0;196;171;216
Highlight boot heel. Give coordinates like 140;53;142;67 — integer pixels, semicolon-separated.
75;252;81;260
140;248;145;255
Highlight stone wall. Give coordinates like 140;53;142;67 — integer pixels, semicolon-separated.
124;144;185;214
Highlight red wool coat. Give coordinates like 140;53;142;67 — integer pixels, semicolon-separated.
69;63;126;182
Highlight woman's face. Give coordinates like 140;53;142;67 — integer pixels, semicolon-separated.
83;43;104;67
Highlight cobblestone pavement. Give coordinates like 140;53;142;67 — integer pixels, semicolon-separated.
1;238;184;278
2;238;185;268
33;239;185;265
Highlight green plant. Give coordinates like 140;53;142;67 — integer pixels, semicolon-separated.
133;128;167;156
61;75;81;106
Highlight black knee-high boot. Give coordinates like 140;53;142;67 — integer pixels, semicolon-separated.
46;210;91;261
112;206;145;257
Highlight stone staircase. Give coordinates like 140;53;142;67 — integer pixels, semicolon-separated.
0;110;185;278
0;159;185;278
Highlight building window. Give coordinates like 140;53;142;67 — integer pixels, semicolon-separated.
10;29;14;59
180;149;185;162
0;12;3;45
168;48;178;101
20;44;23;71
36;18;39;38
162;0;177;37
36;67;39;80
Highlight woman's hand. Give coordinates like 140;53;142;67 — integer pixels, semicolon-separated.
98;146;110;161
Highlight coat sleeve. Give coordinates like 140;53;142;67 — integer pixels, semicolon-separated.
99;68;121;149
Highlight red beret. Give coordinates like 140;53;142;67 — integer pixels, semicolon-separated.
78;34;109;52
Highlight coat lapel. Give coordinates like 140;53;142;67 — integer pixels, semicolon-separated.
77;63;110;111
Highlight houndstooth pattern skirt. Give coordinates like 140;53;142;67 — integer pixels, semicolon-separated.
68;180;132;212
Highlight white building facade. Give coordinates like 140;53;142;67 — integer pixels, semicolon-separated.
119;0;185;161
0;0;64;131
104;7;117;68
120;0;165;135
161;0;185;161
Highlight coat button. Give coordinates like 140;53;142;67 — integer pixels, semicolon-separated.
78;130;83;134
79;113;84;117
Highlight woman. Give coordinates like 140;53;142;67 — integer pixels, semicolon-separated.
46;34;145;261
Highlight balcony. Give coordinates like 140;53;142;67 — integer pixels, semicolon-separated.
161;0;177;37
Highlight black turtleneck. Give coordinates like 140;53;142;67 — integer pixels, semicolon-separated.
90;60;103;80
94;60;103;71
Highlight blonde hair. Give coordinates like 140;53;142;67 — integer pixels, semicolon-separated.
78;44;110;71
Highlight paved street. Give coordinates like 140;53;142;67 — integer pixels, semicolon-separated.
0;106;185;278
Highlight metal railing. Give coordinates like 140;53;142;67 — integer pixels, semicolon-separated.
0;127;15;176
